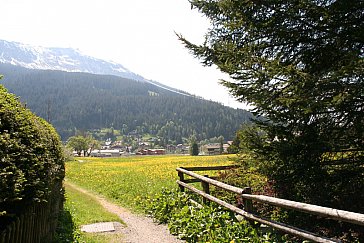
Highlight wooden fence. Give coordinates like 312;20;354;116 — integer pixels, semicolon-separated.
177;166;364;243
0;183;63;243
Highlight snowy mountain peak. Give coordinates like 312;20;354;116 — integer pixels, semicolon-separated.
0;39;145;82
0;39;193;97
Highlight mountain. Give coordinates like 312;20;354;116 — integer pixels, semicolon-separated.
0;64;253;142
0;39;190;96
0;39;253;142
0;39;141;79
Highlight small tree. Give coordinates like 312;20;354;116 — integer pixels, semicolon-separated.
189;135;199;156
67;136;88;156
218;136;224;154
88;137;101;154
191;142;199;156
67;135;99;156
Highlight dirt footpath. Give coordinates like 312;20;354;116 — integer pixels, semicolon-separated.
65;182;183;243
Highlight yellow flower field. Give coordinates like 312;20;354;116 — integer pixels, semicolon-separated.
66;155;235;212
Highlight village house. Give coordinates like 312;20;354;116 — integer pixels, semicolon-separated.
138;142;150;150
201;143;221;155
136;149;165;155
90;149;121;157
200;142;232;155
176;144;189;154
166;144;177;154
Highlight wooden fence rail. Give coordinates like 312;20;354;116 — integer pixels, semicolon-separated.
176;166;364;243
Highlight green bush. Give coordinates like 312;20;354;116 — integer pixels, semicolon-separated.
0;84;65;219
143;189;286;242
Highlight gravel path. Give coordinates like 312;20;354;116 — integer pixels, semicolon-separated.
65;181;183;243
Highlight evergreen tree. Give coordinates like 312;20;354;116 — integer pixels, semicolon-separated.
191;142;199;156
189;135;199;156
180;0;364;217
218;135;224;154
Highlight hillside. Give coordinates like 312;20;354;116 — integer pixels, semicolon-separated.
0;64;253;141
0;39;190;96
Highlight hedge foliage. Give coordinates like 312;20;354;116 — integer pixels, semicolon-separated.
0;84;65;217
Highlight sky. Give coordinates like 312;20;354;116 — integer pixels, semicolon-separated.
1;0;248;109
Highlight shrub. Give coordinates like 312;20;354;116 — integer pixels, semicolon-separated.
143;189;286;242
0;84;65;221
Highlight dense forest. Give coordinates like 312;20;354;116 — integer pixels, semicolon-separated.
0;64;253;142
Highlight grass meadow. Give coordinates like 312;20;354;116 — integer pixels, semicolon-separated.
65;155;234;212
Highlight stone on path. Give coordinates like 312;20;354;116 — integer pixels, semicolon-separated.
81;222;116;233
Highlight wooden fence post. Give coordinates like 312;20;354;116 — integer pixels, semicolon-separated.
242;187;253;213
242;187;257;225
201;175;210;205
178;171;185;192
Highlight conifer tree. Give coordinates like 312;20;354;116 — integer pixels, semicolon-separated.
180;0;364;215
189;135;199;156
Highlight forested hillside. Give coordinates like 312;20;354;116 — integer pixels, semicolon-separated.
0;64;252;141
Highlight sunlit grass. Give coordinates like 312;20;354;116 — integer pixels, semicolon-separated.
64;183;123;225
66;155;234;212
56;183;124;242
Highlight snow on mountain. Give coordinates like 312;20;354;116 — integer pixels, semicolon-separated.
0;39;192;97
0;39;145;81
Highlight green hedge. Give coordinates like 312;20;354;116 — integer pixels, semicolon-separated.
0;84;65;219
